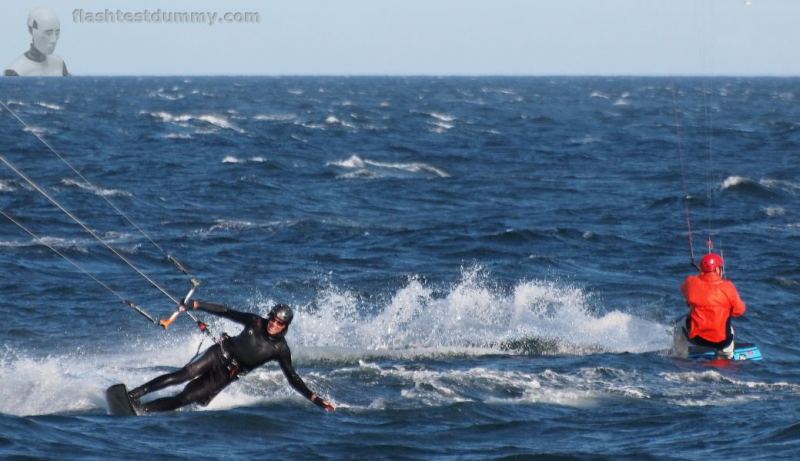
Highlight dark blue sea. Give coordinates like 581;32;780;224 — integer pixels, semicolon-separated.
0;77;798;460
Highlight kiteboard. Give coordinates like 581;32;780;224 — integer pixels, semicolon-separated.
106;383;141;416
672;317;762;362
687;342;762;361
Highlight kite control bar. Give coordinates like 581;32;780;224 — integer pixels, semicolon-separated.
159;278;202;329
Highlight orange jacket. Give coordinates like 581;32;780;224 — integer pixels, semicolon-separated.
681;272;746;343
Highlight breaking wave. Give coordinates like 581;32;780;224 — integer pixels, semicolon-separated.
222;156;268;164
143;111;244;133
36;102;64;111
61;178;132;198
719;176;796;197
327;154;450;179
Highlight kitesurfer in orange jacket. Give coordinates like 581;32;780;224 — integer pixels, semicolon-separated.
680;253;746;356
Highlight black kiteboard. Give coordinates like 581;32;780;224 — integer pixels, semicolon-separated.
106;384;141;416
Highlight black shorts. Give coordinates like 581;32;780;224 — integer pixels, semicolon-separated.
685;316;733;350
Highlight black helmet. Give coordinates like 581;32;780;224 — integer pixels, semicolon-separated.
268;304;294;326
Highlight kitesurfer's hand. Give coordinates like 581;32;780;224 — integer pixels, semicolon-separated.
311;394;336;412
179;298;197;310
321;399;336;412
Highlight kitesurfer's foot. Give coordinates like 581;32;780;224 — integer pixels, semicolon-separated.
719;341;735;359
128;386;147;402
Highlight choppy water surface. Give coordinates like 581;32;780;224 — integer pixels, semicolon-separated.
0;77;798;460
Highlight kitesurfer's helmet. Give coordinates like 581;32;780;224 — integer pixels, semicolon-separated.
268;304;294;327
700;253;724;273
28;8;61;55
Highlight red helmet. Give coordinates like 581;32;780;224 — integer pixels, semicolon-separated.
700;253;724;273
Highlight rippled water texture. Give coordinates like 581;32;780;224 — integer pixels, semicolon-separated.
0;77;798;460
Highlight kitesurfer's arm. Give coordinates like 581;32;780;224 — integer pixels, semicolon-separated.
680;276;693;298
278;345;336;411
680;276;696;308
723;281;746;317
187;299;260;325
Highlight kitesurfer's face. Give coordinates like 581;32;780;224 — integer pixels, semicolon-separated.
31;16;60;55
267;317;287;336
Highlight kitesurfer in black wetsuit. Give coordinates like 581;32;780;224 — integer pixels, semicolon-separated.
128;301;336;413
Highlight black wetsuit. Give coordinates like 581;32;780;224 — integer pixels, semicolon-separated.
135;301;314;413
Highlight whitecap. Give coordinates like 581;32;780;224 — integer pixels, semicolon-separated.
222;155;267;164
429;112;455;122
0;235;91;253
298;122;327;130
144;111;244;133
658;370;800;407
61;178;132;198
253;113;296;122
194;218;292;237
430;121;454;130
196;114;244;133
161;132;193;140
328;154;450;179
763;206;786;217
0;180;17;192
23;126;49;135
157;93;182;101
720;175;750;189
569;135;600;145
208;219;255;232
36;102;63;110
328;154;366;169
36;236;92;253
323;115;357;129
760;178;800;193
590;91;610;99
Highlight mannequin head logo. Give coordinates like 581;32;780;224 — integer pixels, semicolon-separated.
28;8;61;55
4;8;69;77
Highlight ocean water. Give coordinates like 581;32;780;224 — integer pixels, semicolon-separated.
0;77;798;460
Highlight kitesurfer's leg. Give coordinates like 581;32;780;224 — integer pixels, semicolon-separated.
671;318;690;358
719;320;735;359
129;345;221;400
140;356;232;413
141;369;232;413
